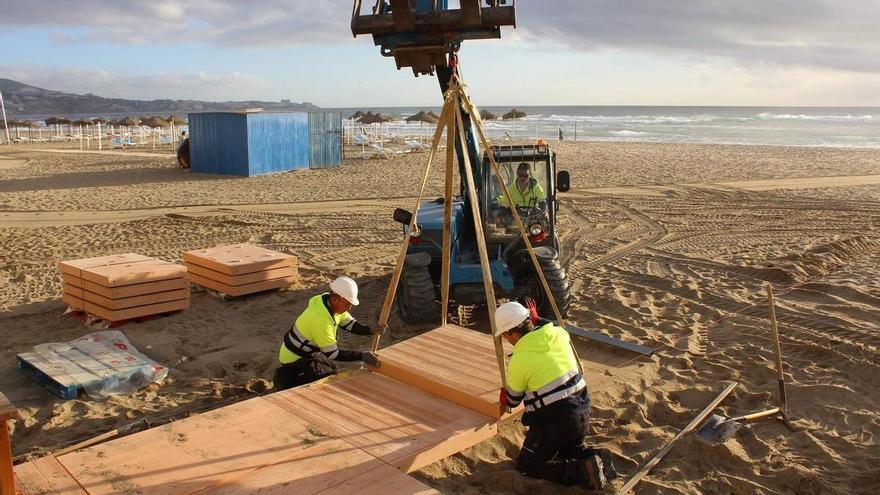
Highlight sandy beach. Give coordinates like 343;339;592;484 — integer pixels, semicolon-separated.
1;140;878;494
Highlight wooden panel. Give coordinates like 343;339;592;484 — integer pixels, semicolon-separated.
14;455;88;495
184;262;296;286
377;324;509;418
62;292;84;311
80;260;187;287
265;372;497;472
188;272;296;297
63;273;188;299
58;253;152;277
82;298;189;322
312;463;440;495
58;396;384;495
63;283;189;310
182;244;295;275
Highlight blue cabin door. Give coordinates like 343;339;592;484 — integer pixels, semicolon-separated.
308;112;342;169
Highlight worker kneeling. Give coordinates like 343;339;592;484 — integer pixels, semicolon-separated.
274;276;380;390
496;302;617;490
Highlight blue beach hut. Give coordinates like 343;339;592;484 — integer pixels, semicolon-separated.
188;111;342;176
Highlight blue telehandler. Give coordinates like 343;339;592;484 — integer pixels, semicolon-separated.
351;0;572;323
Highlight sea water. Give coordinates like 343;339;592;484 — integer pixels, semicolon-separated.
334;106;880;149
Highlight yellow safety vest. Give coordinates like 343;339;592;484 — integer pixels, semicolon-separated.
279;293;354;364
504;322;585;413
497;179;546;208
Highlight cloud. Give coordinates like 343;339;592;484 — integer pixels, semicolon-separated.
0;65;270;100
516;0;880;74
0;0;352;46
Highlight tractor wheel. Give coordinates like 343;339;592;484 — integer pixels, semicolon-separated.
531;248;572;318
397;256;439;324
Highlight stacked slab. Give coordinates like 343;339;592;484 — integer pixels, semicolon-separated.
59;253;190;323
183;243;298;297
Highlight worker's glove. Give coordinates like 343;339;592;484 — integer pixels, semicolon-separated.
350;321;373;336
498;388;510;407
362;351;381;369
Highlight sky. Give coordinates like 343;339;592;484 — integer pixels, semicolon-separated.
1;0;878;107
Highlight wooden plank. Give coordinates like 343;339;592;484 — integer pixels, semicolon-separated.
378;359;502;418
564;323;655;356
63;273;188;299
182;244;295;276
58;253;152;277
265;372;497;473
184;262;296;286
62;292;84;311
208;450;438;495
58;395;382;495
618;382;739;494
82;298;189;322
188;272;296;297
377;325;509;416
14;456;88;495
63;283;189;310
80;260;186;287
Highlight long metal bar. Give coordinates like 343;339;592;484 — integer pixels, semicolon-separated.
440;107;455;325
564;323;654;357
372;99;453;351
453;89;507;389
618;382;739;494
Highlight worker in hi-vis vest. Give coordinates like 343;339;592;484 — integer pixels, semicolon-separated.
274;276;379;390
495;301;617;490
496;162;547;211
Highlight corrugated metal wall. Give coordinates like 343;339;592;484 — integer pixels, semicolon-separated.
308;112;342;169
189;113;249;175
246;113;310;175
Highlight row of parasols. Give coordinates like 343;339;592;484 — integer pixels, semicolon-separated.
349;108;527;124
1;115;187;129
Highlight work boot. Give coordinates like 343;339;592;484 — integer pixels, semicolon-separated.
582;454;607;490
597;448;619;481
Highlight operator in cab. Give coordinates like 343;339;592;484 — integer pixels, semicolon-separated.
273;276;379;390
496;162;547;213
495;301;617;490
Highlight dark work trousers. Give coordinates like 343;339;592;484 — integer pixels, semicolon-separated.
516;410;595;486
273;355;337;391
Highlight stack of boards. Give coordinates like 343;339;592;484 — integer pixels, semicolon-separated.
59;254;189;323
183;243;298;297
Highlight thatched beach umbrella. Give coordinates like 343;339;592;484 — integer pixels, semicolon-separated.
349;110;365;119
141;116;169;128
503;108;526;120
92;117;108;125
167;115;186;125
359;113;393;124
405;110;438;124
480;109;498;120
119;116;141;126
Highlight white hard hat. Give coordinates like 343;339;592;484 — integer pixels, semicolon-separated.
329;276;359;306
494;301;530;336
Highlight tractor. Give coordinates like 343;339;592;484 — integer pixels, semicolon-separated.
351;0;572;323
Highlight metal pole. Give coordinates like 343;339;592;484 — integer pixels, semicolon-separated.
0;91;10;146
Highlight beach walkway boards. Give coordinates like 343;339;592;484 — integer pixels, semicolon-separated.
13;325;514;494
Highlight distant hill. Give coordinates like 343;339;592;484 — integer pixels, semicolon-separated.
0;78;319;117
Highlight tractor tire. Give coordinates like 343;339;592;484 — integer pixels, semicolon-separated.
397;255;439;324
531;248;572;318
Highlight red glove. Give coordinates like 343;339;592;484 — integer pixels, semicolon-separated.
524;297;539;325
499;388;510;407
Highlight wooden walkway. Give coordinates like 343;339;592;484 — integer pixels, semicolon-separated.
13;325;506;494
13;324;640;494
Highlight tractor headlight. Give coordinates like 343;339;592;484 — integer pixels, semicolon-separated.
529;223;543;236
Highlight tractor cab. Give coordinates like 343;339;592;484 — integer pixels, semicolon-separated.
483;143;569;253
